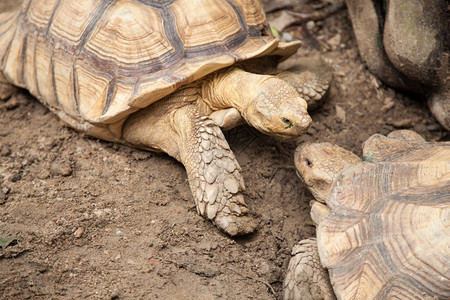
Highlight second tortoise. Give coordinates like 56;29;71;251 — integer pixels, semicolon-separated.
284;130;450;300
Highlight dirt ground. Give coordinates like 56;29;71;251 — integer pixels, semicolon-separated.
0;1;448;300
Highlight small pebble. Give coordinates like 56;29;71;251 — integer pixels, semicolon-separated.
37;169;50;180
381;97;395;113
10;173;21;182
281;32;294;42
197;241;214;252
51;161;72;176
335;105;346;123
392;118;413;128
328;33;342;48
0;190;6;204
131;151;152;160
74;227;84;238
0;145;11;157
110;291;120;300
257;261;279;283
306;20;315;30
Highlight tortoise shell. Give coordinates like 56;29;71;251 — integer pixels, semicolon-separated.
317;142;450;299
0;0;299;135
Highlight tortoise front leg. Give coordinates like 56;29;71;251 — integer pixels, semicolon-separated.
122;99;256;236
276;57;332;111
284;238;335;300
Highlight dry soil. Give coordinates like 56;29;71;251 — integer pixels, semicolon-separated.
0;1;448;299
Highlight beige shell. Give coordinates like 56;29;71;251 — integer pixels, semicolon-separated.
0;0;299;137
318;142;450;299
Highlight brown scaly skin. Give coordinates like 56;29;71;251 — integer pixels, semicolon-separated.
276;56;333;111
123;67;311;236
239;56;332;111
284;238;335;300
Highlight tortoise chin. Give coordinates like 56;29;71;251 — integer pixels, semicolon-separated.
255;125;309;141
255;112;312;140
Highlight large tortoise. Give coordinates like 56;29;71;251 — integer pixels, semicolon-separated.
0;0;331;236
284;130;450;299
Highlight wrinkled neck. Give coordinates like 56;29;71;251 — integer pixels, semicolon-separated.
201;67;275;117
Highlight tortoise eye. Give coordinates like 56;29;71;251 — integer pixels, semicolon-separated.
304;158;312;167
282;117;293;129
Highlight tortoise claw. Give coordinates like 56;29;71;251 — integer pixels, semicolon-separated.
213;211;257;236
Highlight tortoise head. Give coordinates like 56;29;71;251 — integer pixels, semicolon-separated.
295;142;362;203
244;77;312;139
204;68;311;139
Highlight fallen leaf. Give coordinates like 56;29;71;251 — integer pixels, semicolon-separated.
0;237;17;250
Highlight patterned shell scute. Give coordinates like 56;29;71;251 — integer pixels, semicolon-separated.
317;143;450;299
2;0;290;125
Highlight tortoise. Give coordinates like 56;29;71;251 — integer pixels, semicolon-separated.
345;0;449;130
284;130;450;299
0;0;332;236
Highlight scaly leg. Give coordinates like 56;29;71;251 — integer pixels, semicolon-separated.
276;57;332;110
122;98;256;236
284;238;335;300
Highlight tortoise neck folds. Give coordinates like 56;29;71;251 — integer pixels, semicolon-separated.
201;67;312;139
202;67;270;111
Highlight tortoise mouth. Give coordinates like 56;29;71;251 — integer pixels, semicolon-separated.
259;115;312;140
257;126;304;140
270;129;309;140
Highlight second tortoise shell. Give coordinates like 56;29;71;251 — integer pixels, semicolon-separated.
318;142;450;299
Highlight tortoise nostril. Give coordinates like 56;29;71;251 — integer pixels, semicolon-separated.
301;115;312;127
305;158;312;167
